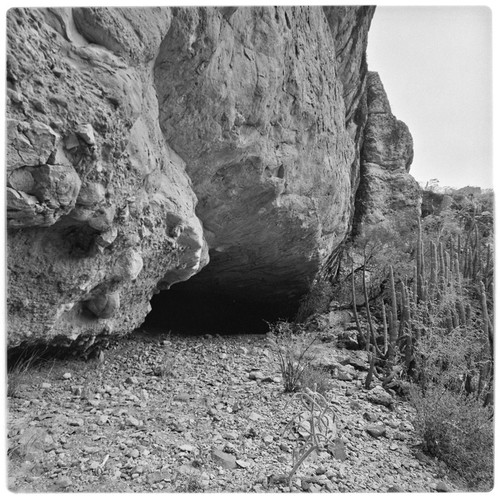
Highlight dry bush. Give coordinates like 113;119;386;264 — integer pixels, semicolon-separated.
410;384;494;491
268;321;318;393
299;366;332;397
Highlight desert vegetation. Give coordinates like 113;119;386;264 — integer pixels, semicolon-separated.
284;186;494;490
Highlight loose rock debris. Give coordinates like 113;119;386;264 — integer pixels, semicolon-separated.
7;330;457;492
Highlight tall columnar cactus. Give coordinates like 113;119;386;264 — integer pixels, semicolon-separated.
429;240;437;298
416;218;423;302
351;263;366;349
480;281;493;357
381;301;388;355
387;266;399;365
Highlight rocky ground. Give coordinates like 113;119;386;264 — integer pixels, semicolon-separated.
7;328;460;493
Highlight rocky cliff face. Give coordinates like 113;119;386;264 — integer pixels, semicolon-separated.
353;72;421;233
5;6;417;348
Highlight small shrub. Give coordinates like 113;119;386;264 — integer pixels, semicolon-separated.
268;321;318;393
410;384;494;491
299;366;331;397
174;472;204;492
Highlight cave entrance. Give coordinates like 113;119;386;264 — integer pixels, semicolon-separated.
142;285;299;336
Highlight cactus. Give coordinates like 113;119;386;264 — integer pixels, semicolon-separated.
416;218;423;302
381;302;388;355
351;264;366;348
362;250;376;352
480;281;493;357
387;266;399;365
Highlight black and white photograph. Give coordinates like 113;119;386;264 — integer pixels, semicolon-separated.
3;1;495;493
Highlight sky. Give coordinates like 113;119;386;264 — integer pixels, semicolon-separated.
366;5;493;190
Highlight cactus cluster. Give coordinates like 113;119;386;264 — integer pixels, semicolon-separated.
351;214;493;400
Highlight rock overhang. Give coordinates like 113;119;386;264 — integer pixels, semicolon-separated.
5;6;419;346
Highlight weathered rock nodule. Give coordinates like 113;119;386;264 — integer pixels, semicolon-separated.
6;6;418;348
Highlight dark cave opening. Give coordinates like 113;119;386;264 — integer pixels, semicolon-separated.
142;285;299;335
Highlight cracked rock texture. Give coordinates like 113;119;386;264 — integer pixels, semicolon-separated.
6;6;417;347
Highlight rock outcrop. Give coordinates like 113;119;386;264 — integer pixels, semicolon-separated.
5;6;418;348
6;7;208;346
353;72;421;233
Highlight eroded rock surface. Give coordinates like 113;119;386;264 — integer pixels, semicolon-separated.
5;7;417;347
354;72;421;232
6;7;208;346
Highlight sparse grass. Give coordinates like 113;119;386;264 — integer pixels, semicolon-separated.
7;347;47;398
268;321;319;393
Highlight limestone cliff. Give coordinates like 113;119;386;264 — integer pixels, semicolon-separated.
5;6;417;348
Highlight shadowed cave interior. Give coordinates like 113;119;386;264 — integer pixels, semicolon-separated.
142;282;300;335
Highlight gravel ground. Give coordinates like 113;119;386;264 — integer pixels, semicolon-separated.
7;329;460;493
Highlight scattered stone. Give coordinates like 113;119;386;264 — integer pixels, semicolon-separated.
62;373;72;380
262;435;274;444
436;481;450;492
268;474;288;486
248;412;262;422
75;123;96;145
127;448;140;458
178;443;196;453
124;376;138;385
54;476;72;489
127;415;141;427
315;465;327;475
388;485;404;492
89;460;100;470
173;393;190;402
41;382;52;389
393;431;407;441
363;411;379;422
83;446;100;454
328;438;347;461
337;370;353;381
222;430;239;441
349;400;361;410
147;471;164;484
211;449;237;470
260;375;275;383
248;370;264;380
414;450;432;464
366;386;394;409
236;459;251;468
366;424;387;438
68;418;84;427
